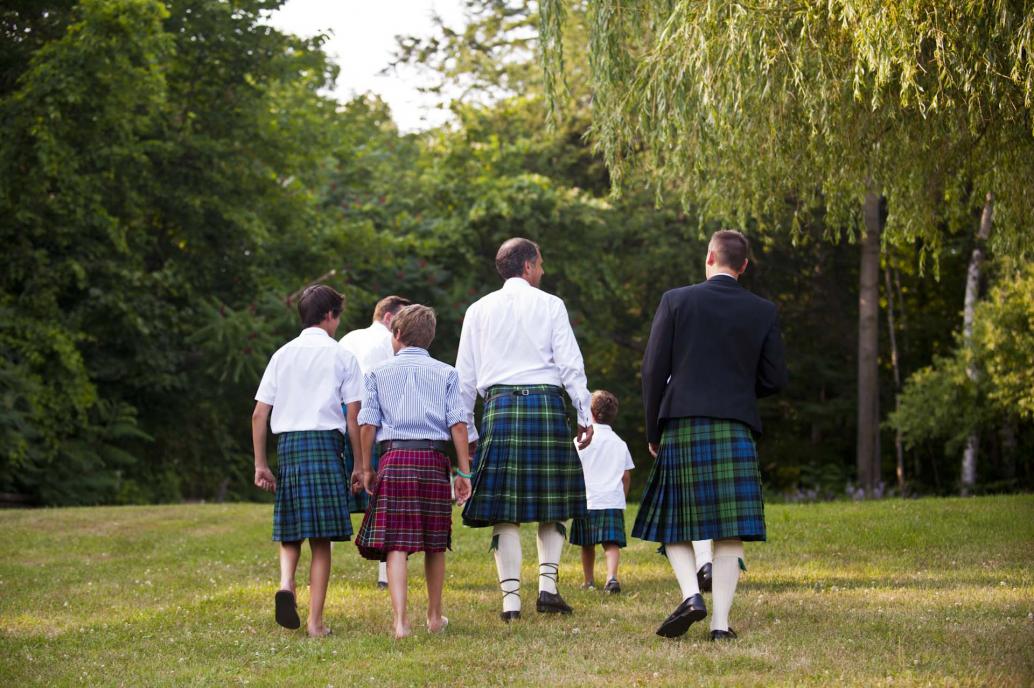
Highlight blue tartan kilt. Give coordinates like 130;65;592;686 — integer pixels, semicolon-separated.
461;385;587;527
343;436;380;513
570;509;627;547
632;417;766;543
273;430;353;542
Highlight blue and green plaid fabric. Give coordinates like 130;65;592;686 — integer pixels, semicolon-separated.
632;417;766;543
272;430;353;542
343;437;380;513
569;508;627;547
462;385;587;527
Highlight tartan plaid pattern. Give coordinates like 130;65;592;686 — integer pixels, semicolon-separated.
462;384;587;527
272;430;353;542
354;449;453;560
632;417;766;543
569;508;627;548
343;438;380;513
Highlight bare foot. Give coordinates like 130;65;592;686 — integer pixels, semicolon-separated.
307;625;332;638
427;615;449;634
393;623;412;640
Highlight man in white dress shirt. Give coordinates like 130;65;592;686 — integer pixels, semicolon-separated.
457;237;594;621
339;295;412;588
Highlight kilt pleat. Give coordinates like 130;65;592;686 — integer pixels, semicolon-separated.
354;449;453;560
343;438;381;513
569;509;627;547
632;417;766;543
273;430;353;542
462;384;587;528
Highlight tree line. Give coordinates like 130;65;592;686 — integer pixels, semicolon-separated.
1;0;1031;505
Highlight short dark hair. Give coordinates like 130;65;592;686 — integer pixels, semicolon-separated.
590;390;619;425
710;230;750;270
298;284;343;327
391;304;436;349
495;237;540;280
373;295;412;321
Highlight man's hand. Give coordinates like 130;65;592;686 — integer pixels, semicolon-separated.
255;466;276;493
363;469;377;496
453;476;472;505
576;424;594;450
648;442;659;458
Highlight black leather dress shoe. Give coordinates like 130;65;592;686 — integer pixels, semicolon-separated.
536;591;573;614
500;610;521;623
655;593;707;638
697;562;713;593
709;628;738;641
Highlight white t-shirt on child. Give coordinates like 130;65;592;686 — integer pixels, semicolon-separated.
575;423;635;510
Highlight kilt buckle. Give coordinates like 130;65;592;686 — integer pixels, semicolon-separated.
519;389;530;396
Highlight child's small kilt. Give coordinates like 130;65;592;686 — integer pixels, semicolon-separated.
343;437;381;513
273;430;353;542
569;509;627;547
632;417;766;543
461;384;587;528
354;448;453;560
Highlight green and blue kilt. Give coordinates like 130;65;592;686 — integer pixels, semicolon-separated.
343;436;380;513
462;384;587;528
569;508;627;547
632;417;766;543
272;430;354;542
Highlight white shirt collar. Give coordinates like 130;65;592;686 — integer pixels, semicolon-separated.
593;422;613;432
397;346;429;357
301;327;330;337
371;320;391;333
503;277;533;291
709;273;738;282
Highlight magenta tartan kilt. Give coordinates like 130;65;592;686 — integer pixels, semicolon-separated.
354;448;453;561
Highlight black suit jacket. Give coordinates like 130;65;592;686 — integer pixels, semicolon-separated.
642;275;788;443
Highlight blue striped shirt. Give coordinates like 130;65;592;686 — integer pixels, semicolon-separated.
357;347;467;441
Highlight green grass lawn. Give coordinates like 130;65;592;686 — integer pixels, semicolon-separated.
1;496;1032;687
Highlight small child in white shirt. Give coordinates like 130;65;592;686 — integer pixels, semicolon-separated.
569;390;635;593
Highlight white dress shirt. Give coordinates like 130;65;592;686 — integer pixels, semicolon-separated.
575;423;635;510
255;328;363;434
456;277;593;439
339;320;394;374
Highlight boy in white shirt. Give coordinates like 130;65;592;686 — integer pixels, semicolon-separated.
569;390;634;593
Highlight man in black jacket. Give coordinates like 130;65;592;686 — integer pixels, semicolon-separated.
632;229;788;641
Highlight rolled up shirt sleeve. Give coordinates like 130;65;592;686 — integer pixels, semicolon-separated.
444;368;467;428
255;352;278;405
455;307;480;442
550;299;592;427
339;350;364;405
357;371;382;427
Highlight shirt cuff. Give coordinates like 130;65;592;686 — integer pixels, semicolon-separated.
356;408;381;427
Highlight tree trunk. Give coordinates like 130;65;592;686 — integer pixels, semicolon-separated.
857;191;882;496
884;263;905;495
960;193;993;496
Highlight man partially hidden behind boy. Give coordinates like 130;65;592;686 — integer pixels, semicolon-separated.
569;390;634;594
251;285;364;637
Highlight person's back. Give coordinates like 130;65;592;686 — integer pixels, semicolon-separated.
646;277;785;438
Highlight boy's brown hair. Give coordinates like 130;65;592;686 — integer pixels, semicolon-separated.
391;304;437;349
590;390;619;425
298;284;343;327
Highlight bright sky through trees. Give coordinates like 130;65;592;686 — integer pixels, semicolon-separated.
267;0;466;132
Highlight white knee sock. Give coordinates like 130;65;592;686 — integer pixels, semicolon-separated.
536;522;565;594
493;523;522;612
665;542;700;601
693;540;713;568
710;540;744;631
377;561;388;584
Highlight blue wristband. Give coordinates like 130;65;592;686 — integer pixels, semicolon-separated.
454;468;472;479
